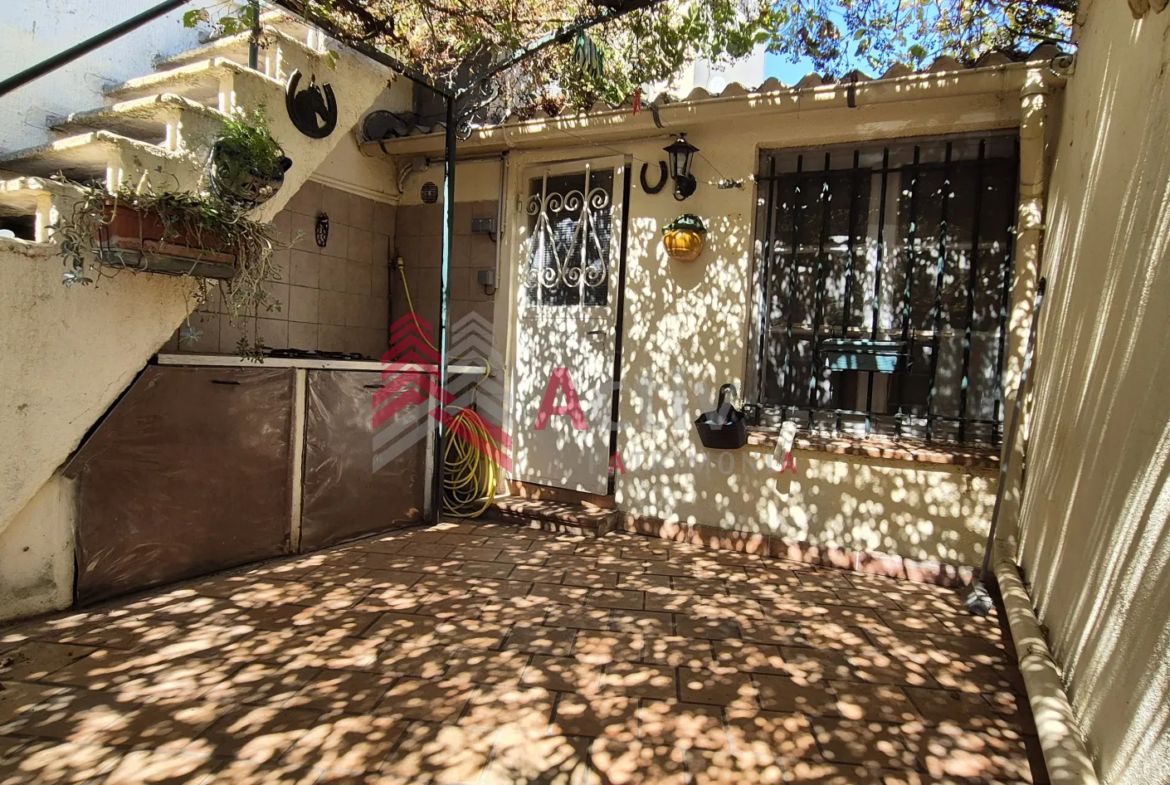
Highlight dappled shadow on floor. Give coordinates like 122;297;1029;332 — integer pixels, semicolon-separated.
0;521;1040;783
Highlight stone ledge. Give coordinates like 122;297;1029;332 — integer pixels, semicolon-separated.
748;428;1001;470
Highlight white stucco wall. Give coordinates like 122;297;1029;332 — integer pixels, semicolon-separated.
0;473;76;623
1015;3;1170;783
0;0;220;154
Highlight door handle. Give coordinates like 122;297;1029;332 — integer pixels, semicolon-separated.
587;330;606;336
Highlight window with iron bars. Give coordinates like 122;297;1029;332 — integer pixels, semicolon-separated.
746;132;1019;445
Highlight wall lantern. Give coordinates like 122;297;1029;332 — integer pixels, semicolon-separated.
664;133;699;201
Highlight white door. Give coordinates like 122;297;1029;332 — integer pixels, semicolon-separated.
510;157;626;494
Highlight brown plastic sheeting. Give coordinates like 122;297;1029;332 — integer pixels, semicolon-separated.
299;370;426;551
70;366;295;605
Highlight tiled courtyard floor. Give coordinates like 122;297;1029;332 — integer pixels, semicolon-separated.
0;521;1041;784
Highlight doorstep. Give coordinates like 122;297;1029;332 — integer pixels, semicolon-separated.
482;497;617;538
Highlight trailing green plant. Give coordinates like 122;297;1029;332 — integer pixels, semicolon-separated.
210;107;291;207
55;179;285;362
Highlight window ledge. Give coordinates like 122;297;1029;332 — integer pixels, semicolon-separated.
747;428;1000;470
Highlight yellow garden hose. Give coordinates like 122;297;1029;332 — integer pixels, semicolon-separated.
394;259;499;518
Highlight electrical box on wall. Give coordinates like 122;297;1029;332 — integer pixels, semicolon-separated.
476;269;497;288
471;218;496;235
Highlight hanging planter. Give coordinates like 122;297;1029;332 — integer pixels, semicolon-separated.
663;214;706;262
208;108;293;208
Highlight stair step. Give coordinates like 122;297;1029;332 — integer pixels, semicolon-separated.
0;177;91;241
256;9;314;41
155;25;331;81
51;94;227;147
480;497;616;538
105;58;281;106
0;131;182;187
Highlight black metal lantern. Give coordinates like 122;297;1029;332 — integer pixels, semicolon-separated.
664;133;699;201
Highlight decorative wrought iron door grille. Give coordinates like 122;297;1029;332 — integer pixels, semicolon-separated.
749;132;1019;445
525;167;615;307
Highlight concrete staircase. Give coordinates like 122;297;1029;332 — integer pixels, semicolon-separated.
0;10;402;621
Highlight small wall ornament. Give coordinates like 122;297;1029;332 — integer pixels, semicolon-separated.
315;213;330;248
663;214;707;262
286;70;338;139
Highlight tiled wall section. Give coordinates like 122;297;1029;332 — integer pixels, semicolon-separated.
391;201;498;341
170;182;395;358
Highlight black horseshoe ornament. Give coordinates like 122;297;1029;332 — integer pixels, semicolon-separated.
285;70;338;139
640;161;668;195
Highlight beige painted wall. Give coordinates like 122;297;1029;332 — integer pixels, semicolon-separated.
1014;3;1170;783
0;474;76;623
488;86;1023;567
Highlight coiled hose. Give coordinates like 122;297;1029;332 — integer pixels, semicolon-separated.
395;259;499;518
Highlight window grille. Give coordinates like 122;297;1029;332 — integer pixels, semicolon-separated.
748;132;1019;445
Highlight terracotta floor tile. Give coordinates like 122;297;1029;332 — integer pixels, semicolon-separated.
459;684;555;732
483;728;592;785
782;758;884;784
552;693;637;741
0;739;125;783
678;667;758;708
686;749;787;785
283;713;407;774
617;574;672;591
509;566;567;584
506;625;577;657
381;722;497;783
739;621;806;647
831;682;922;724
572;632;644;665
905;686;1019;732
676;616;740;641
585;590;644;611
585;740;687;785
443;649;531;686
365;613;440;642
376;644;456;679
0;641;97;684
638;699;727;749
459;560;519;580
522;656;602;694
192;705;322;763
778;648;855;683
600;663;676;700
3;687;124;743
375;678;473;723
752;674;838;716
724;708;818;760
99;748;220;784
531;584;593;605
608;610;673;636
202;663;316;707
450;546;504;563
710;641;785;675
639;637;712;669
92;698;227;751
292;636;384;673
0;680;66;731
906;723;1032;780
811;717;918;769
545;607;611;632
430;619;510;649
201;758;320;784
283;669;394;713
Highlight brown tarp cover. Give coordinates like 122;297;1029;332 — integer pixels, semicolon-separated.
299;370;426;551
70;366;295;605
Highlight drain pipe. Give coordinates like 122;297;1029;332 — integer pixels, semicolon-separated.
432;96;457;523
994;544;1100;785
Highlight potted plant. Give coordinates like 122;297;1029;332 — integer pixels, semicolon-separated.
209;108;293;207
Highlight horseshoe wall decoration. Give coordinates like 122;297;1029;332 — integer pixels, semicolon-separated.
286;70;338;139
640;161;668;195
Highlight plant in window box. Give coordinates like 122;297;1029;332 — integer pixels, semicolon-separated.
663;214;706;262
55;183;284;362
821;339;905;373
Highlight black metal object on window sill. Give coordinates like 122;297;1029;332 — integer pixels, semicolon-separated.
695;384;748;450
821;339;905;374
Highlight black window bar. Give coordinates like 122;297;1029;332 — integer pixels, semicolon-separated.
750;132;1019;446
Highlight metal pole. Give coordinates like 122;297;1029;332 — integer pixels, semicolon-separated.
433;96;457;521
0;0;191;99
248;0;262;71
